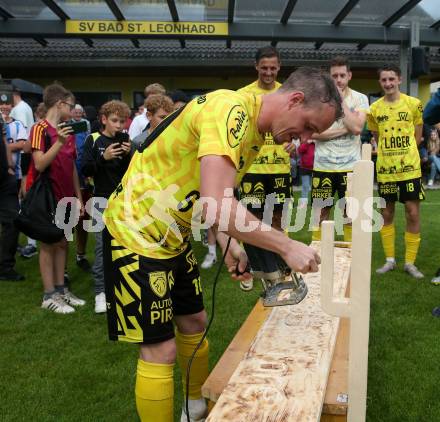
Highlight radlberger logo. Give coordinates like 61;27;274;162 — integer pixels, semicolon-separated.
149;271;168;298
227;105;248;148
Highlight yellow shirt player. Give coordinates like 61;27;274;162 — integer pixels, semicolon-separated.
367;64;424;279
237;46;291;291
102;68;342;422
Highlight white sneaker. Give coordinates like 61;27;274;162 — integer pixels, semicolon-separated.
201;252;216;269
61;289;86;307
240;278;254;291
404;263;424;279
95;292;107;314
428;179;434;187
376;261;396;274
41;293;75;314
180;398;207;422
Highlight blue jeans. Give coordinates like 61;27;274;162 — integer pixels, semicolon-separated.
301;174;311;199
429;154;440;181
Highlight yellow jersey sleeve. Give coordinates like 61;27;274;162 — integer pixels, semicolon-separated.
412;98;423;126
197;95;249;170
367;108;378;132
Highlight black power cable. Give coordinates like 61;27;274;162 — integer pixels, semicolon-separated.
184;237;232;422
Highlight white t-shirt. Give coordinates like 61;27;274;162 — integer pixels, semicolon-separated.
128;112;149;140
5;119;27;179
313;88;369;172
10;100;34;136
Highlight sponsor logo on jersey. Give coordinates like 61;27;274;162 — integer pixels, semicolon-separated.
185;249;197;273
377;115;389;123
312;177;320;188
242;182;252;194
274;177;286;188
397;112;409;122
321;178;332;188
167;271;175;290
227;105;248;148
253;181;265;192
149;271;167;298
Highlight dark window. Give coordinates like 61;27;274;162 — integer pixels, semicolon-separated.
73;92;121;110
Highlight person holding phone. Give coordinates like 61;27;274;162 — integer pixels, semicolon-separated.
81;100;132;313
27;83;86;313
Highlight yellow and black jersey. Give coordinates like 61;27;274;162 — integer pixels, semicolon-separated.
103;89;264;259
237;81;290;174
367;93;423;183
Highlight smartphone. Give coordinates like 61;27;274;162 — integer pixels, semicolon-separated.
60;120;88;134
115;131;130;144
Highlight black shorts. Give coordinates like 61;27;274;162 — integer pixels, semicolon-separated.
239;173;292;214
378;178;425;203
311;171;350;204
103;229;204;344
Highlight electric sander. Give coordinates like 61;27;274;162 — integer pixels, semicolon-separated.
243;243;308;307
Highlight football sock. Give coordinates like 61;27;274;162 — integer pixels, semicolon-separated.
208;244;216;256
343;224;352;242
175;330;209;400
135;359;174;422
380;224;395;260
405;231;421;265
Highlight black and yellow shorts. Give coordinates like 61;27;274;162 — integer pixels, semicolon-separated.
378;178;425;203
311;170;350;203
239;173;292;213
103;229;204;344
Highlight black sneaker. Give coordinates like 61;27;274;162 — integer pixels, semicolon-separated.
0;269;25;281
76;257;91;271
21;244;38;258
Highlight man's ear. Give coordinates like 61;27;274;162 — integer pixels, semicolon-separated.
287;91;305;109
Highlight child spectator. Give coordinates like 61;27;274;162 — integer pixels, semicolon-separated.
297;139;315;208
144;94;174;134
27;83;85;313
70;104;92;271
20;103;47;259
427;127;440;187
81;100;131;313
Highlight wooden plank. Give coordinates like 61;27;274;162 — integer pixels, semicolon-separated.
206;246;351;422
322;318;349;416
202;300;270;402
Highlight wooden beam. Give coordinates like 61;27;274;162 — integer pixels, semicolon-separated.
40;0;70;20
34;37;48;47
104;0;125;20
431;19;440;30
280;0;299;25
0;5;13;20
227;0;235;24
206;245;351;421
382;0;422;27
332;0;360;26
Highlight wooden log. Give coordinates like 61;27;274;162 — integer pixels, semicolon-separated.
206;246;351;422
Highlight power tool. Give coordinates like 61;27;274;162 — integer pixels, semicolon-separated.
243;243;308;307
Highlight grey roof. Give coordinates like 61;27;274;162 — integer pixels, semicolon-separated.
2;38;435;69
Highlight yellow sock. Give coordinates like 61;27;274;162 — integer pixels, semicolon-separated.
380;224;395;259
135;359;174;422
405;231;421;264
175;330;209;400
311;227;321;241
343;224;352;242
